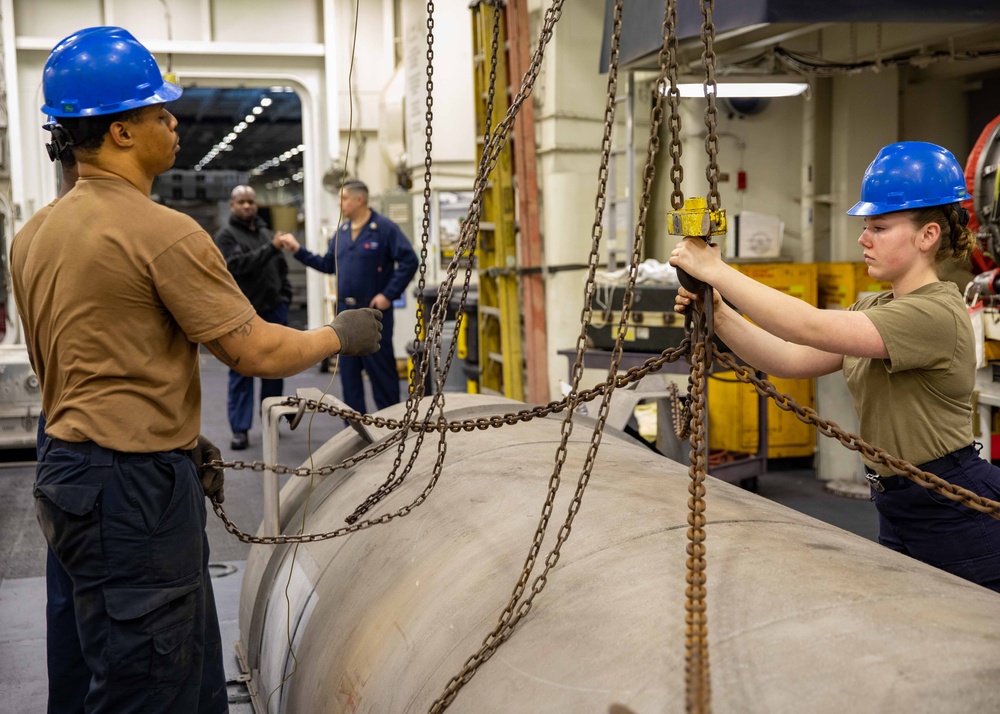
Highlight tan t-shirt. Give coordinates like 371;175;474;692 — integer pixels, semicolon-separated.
10;175;255;451
843;282;974;475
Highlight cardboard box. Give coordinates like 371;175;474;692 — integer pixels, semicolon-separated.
725;211;784;259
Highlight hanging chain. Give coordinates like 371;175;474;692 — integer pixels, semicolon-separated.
336;0;568;527
699;0;721;211
342;0;503;526
403;0;437;405
211;0;608;549
296;0;563;532
429;1;626;708
715;351;1000;518
682;3;721;710
665;0;684;210
346;0;443;529
664;0;688;441
410;0;436;385
685;300;713;714
668;381;691;439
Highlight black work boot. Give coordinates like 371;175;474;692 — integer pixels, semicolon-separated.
230;431;249;450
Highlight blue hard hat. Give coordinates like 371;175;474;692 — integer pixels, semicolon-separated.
847;141;967;216
41;26;182;118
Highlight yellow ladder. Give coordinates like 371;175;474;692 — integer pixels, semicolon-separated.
471;0;524;400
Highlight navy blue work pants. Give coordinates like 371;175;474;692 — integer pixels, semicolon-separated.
36;412;90;714
45;548;90;713
34;438;228;713
339;306;400;414
873;446;1000;593
227;302;288;433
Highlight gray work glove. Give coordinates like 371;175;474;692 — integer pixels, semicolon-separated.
328;308;383;356
192;435;225;504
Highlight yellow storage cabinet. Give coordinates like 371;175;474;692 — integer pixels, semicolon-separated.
817;262;892;310
708;262;817;459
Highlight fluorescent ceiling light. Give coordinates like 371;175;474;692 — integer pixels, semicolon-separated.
675;82;808;98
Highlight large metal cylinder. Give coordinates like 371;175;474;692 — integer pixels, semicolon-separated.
238;394;1000;713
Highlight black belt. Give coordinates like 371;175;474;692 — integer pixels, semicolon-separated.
864;443;977;493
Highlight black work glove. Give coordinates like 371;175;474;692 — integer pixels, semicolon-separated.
192;435;225;504
328;308;383;356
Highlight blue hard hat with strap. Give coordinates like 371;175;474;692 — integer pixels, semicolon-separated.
847;141;967;216
42;118;73;162
41;26;182;119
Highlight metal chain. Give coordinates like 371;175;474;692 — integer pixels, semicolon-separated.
665;0;684;210
283;0;568;529
667;381;691;439
663;0;688;441
210;0;623;549
715;351;1000;519
429;1;626;708
685;3;721;710
209;344;694;543
685;301;713;714
342;1;503;526
346;0;442;530
699;0;721;211
407;0;437;400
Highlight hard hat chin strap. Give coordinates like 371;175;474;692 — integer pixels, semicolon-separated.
957;205;971;227
42;122;75;163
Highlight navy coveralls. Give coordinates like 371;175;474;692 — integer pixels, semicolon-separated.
293;210;418;413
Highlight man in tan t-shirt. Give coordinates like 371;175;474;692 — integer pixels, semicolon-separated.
10;27;382;714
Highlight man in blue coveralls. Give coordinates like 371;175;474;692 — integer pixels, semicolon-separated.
279;180;419;413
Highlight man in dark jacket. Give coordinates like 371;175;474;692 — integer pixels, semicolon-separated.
214;185;293;449
278;180;418;414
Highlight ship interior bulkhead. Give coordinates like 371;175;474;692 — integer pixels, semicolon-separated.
3;1;1000;713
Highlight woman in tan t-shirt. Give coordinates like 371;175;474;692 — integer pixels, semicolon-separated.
670;141;1000;593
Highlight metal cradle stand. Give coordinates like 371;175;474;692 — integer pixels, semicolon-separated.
558;348;768;490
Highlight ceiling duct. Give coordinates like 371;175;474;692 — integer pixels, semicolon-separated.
600;0;1000;72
